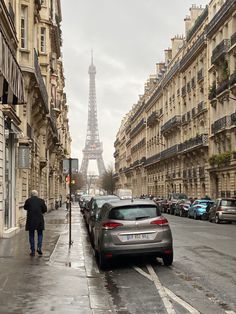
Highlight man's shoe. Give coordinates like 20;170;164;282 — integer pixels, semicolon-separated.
30;251;35;256
37;249;43;256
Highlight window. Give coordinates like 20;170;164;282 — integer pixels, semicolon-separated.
40;27;46;53
20;6;28;49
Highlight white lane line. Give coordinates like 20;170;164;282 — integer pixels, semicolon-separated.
164;287;200;314
146;264;176;314
133;266;152;281
225;311;236;314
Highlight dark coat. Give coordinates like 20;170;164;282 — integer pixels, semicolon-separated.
24;196;47;231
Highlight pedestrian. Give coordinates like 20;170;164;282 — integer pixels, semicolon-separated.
24;190;47;256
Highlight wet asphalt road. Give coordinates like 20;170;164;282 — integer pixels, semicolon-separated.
103;215;236;314
0;207;235;314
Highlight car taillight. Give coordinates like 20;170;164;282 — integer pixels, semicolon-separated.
218;206;223;211
102;222;123;230
150;217;169;226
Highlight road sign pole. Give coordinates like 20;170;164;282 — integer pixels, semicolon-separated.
69;157;72;247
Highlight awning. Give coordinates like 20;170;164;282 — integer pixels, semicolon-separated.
0;29;24;104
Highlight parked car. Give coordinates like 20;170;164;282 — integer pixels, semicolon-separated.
175;199;191;217
80;195;92;215
188;199;214;220
208;198;236;223
86;195;120;246
93;199;173;269
166;193;188;215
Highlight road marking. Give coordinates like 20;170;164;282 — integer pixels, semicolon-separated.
164;287;200;314
133;266;152;281
146;264;176;314
134;265;201;314
225;311;236;314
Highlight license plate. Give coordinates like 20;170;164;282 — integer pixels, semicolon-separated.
125;234;150;241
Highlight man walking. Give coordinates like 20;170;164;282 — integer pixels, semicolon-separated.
24;190;47;256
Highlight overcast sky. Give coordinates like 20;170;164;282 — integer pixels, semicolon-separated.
61;0;209;175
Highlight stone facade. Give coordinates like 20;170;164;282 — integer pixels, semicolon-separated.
114;0;236;199
0;0;71;237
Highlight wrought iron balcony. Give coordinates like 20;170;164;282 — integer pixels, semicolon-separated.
211;115;231;134
162;61;180;88
178;134;208;153
34;49;49;113
8;2;15;26
180;33;206;71
211;39;231;64
231;32;236;47
145;153;161;166
147;111;158;127
182;86;186;97
197;69;204;82
160;144;178;159
161;115;181;134
191;77;196;89
187;82;191;93
229;73;236;87
207;0;236;37
216;79;229;95
199;166;205;178
187;7;208;41
130;118;145;138
197;101;206;114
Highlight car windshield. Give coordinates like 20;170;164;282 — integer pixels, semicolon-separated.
198;200;214;205
221;199;236;207
109;205;160;221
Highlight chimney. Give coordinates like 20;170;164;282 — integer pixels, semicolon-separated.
171;35;184;58
164;49;172;65
184;15;191;38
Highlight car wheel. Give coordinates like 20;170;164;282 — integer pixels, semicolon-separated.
194;212;198;220
162;253;173;266
90;230;95;248
98;251;108;270
215;214;221;224
180;210;183;217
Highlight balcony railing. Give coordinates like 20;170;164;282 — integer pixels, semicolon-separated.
180;33;206;71
162;61;180;88
216;79;229;95
191;77;196;89
231;32;236;47
229;73;236;87
182;86;186;97
147;111;158;127
211;39;231;64
178;134;208;153
130;118;145;138
197;69;204;82
34;49;49;113
161;115;181;134
187;82;191;93
161;144;178;159
187;7;208;41
199;166;205;178
8;2;15;26
211;115;231;134
197;101;206;113
207;0;236;37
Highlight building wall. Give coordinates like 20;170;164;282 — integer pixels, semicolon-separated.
114;1;236;199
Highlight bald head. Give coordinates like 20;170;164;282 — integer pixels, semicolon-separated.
31;190;38;197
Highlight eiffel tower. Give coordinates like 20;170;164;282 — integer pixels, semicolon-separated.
80;54;106;178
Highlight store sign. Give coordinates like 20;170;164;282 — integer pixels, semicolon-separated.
18;145;30;168
63;158;79;174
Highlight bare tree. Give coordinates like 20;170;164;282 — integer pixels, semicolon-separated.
101;164;115;195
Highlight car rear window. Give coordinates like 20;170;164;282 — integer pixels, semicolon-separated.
221;199;236;207
109;205;160;221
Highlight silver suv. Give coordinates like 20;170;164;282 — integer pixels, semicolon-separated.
208;198;236;223
93;199;173;269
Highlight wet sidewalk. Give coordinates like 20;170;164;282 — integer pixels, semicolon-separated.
0;205;116;314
